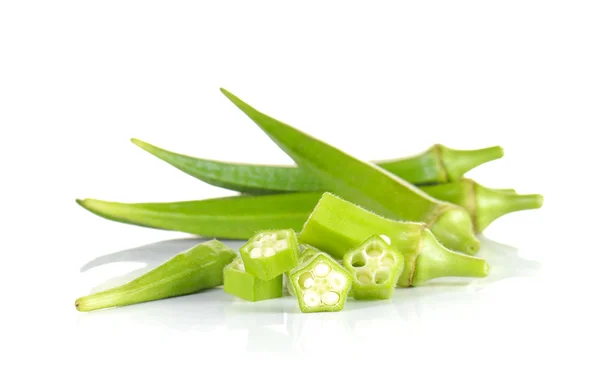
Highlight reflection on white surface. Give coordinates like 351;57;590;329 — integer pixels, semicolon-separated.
75;236;544;353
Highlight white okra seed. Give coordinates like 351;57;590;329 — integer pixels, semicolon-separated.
303;291;320;307
380;234;391;245
314;263;331;277
249;248;262;259
262;248;276;257
322;291;340;306
327;272;347;291
273;240;288;251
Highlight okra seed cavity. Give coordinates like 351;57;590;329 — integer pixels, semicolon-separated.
327;273;347;290
322;291;340;306
262;248;276;257
299;272;314;289
250;248;262;259
314;262;331;277
351;253;366;267
375;270;389;284
381;254;395;267
303;291;320;307
366;244;383;257
357;272;372;284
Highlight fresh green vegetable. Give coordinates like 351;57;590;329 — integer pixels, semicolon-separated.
288;252;353;313
240;229;299;281
75;239;236;312
285;243;321;296
131;138;503;193
77;178;541;240
298;193;489;286
342;235;404;300
75;193;319;239
419;179;544;232
220;88;480;255
223;257;283;302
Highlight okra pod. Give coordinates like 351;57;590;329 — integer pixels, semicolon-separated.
221;88;480;255
298;193;489;286
75;239;237;312
288;252;353;313
78;178;541;240
419;179;544;232
131;138;503;193
342;235;404;300
223;257;283;302
239;229;299;280
75;193;320;239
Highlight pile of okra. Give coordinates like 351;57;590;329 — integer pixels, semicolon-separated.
75;89;543;313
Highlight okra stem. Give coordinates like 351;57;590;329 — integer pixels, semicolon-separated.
420;179;544;232
131;138;502;193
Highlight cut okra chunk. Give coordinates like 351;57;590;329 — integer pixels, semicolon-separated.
289;253;353;313
240;229;299;280
224;257;283;302
343;235;404;300
286;244;321;296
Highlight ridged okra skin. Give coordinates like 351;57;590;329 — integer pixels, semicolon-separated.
298;193;489;287
240;229;299;280
75;194;319;239
220;88;480;255
75;240;237;312
377;144;503;184
76;180;541;243
288;252;353;313
343;235;404;300
131;137;503;192
224;257;283;302
419;179;544;233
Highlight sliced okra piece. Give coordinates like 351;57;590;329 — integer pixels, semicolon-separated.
285;243;320;296
240;229;299;280
289;252;353;313
343;235;404;300
224;257;283;302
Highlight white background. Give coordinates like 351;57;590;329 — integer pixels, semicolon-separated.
1;1;599;366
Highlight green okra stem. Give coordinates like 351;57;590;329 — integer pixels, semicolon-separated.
298;193;489;286
75;239;237;312
419;179;544;233
220;88;480;255
131;138;503;194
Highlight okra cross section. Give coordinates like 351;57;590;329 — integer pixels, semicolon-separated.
240;229;299;280
343;235;404;300
289;253;353;313
224;257;283;302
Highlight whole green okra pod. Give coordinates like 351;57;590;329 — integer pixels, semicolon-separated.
220;88;480;255
77;180;541;238
131;138;503;194
75;239;236;312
